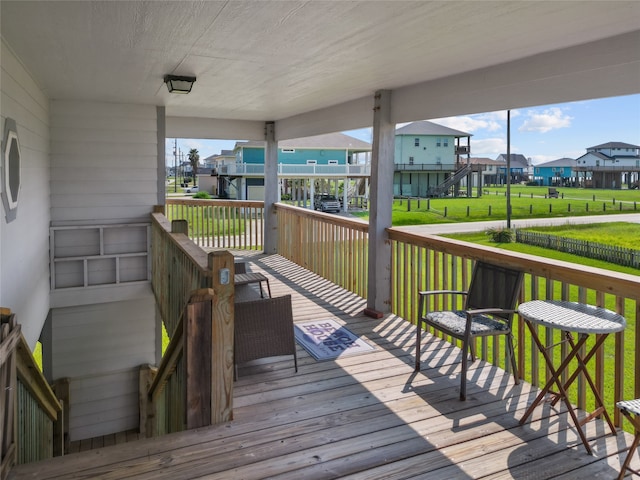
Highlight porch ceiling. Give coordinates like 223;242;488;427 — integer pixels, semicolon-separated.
2;1;640;138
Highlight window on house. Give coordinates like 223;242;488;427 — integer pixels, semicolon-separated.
409;156;414;165
436;157;441;164
436;138;441;147
282;148;295;153
443;138;449;147
306;159;317;165
328;160;338;165
414;138;420;147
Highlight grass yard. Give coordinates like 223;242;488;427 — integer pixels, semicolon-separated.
521;221;640;250
352;186;640;226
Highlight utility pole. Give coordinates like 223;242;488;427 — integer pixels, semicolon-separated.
172;139;176;192
506;110;512;229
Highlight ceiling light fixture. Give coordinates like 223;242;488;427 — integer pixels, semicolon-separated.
164;75;196;94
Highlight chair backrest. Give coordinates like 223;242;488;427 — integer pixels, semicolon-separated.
465;261;524;320
234;294;295;365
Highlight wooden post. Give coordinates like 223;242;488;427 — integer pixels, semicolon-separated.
171;220;188;235
138;367;154;439
185;293;214;429
208;250;235;423
52;378;70;456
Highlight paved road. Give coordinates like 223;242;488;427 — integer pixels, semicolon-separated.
391;213;640;235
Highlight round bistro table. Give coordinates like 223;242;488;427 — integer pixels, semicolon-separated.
517;300;626;455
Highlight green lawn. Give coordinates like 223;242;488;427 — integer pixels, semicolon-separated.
352;186;639;225
520;221;640;250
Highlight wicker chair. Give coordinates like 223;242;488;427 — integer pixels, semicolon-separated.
234;294;298;378
617;399;640;480
415;261;524;400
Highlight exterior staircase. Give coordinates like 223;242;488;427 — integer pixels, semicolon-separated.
427;164;472;197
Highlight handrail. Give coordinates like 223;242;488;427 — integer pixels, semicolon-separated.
275;203;369;298
147;210;234;437
387;226;639;426
165;198;265;249
1;309;63;476
151;211;211;337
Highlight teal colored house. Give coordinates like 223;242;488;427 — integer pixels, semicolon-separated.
393;121;471;197
215;132;371;203
533;158;577;186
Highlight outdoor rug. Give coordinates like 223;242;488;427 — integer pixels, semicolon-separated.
294;319;376;361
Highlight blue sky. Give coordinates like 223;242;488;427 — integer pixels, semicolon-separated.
167;93;640;166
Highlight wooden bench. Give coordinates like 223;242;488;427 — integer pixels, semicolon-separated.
548;187;559;198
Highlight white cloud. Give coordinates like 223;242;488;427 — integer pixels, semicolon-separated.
432;113;503;133
519;108;573;133
470;138;508;158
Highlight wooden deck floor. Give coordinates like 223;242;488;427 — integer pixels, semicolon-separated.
11;253;639;479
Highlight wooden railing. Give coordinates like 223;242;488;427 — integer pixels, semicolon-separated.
387;228;639;426
275;203;369;298
146;210;234;437
1;309;63;479
165;198;264;250
151;212;211;337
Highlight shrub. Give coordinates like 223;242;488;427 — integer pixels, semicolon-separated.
281;194;292;200
193;191;211;199
485;227;514;243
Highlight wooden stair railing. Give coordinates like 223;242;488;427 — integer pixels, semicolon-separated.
1;309;63;480
146;209;235;437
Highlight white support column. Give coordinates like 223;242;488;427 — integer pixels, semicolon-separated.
310;181;315;210
264;121;278;254
366;90;394;314
342;177;348;212
156;107;166;206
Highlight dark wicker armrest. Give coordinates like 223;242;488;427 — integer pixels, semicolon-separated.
419;289;468;297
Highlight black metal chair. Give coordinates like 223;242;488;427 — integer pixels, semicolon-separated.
415;261;524;400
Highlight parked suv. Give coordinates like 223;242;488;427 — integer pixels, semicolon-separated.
314;194;341;213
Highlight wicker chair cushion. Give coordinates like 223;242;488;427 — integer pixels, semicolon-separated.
617;398;640;416
426;310;510;337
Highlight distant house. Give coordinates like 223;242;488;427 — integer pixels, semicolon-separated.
201;150;236;196
203;150;235;170
495;153;531;183
215;132;371;205
533;158;577;186
575;141;640;188
393;121;471;197
465;157;506;187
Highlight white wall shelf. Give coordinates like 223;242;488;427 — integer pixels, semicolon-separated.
50;223;151;290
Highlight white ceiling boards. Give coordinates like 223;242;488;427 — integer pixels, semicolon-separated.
2;1;639;139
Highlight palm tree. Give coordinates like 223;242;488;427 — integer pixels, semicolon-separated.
188;148;200;186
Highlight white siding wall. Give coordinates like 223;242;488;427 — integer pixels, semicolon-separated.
50;101;158;225
0;40;51;347
50;100;159;440
52;297;156;440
